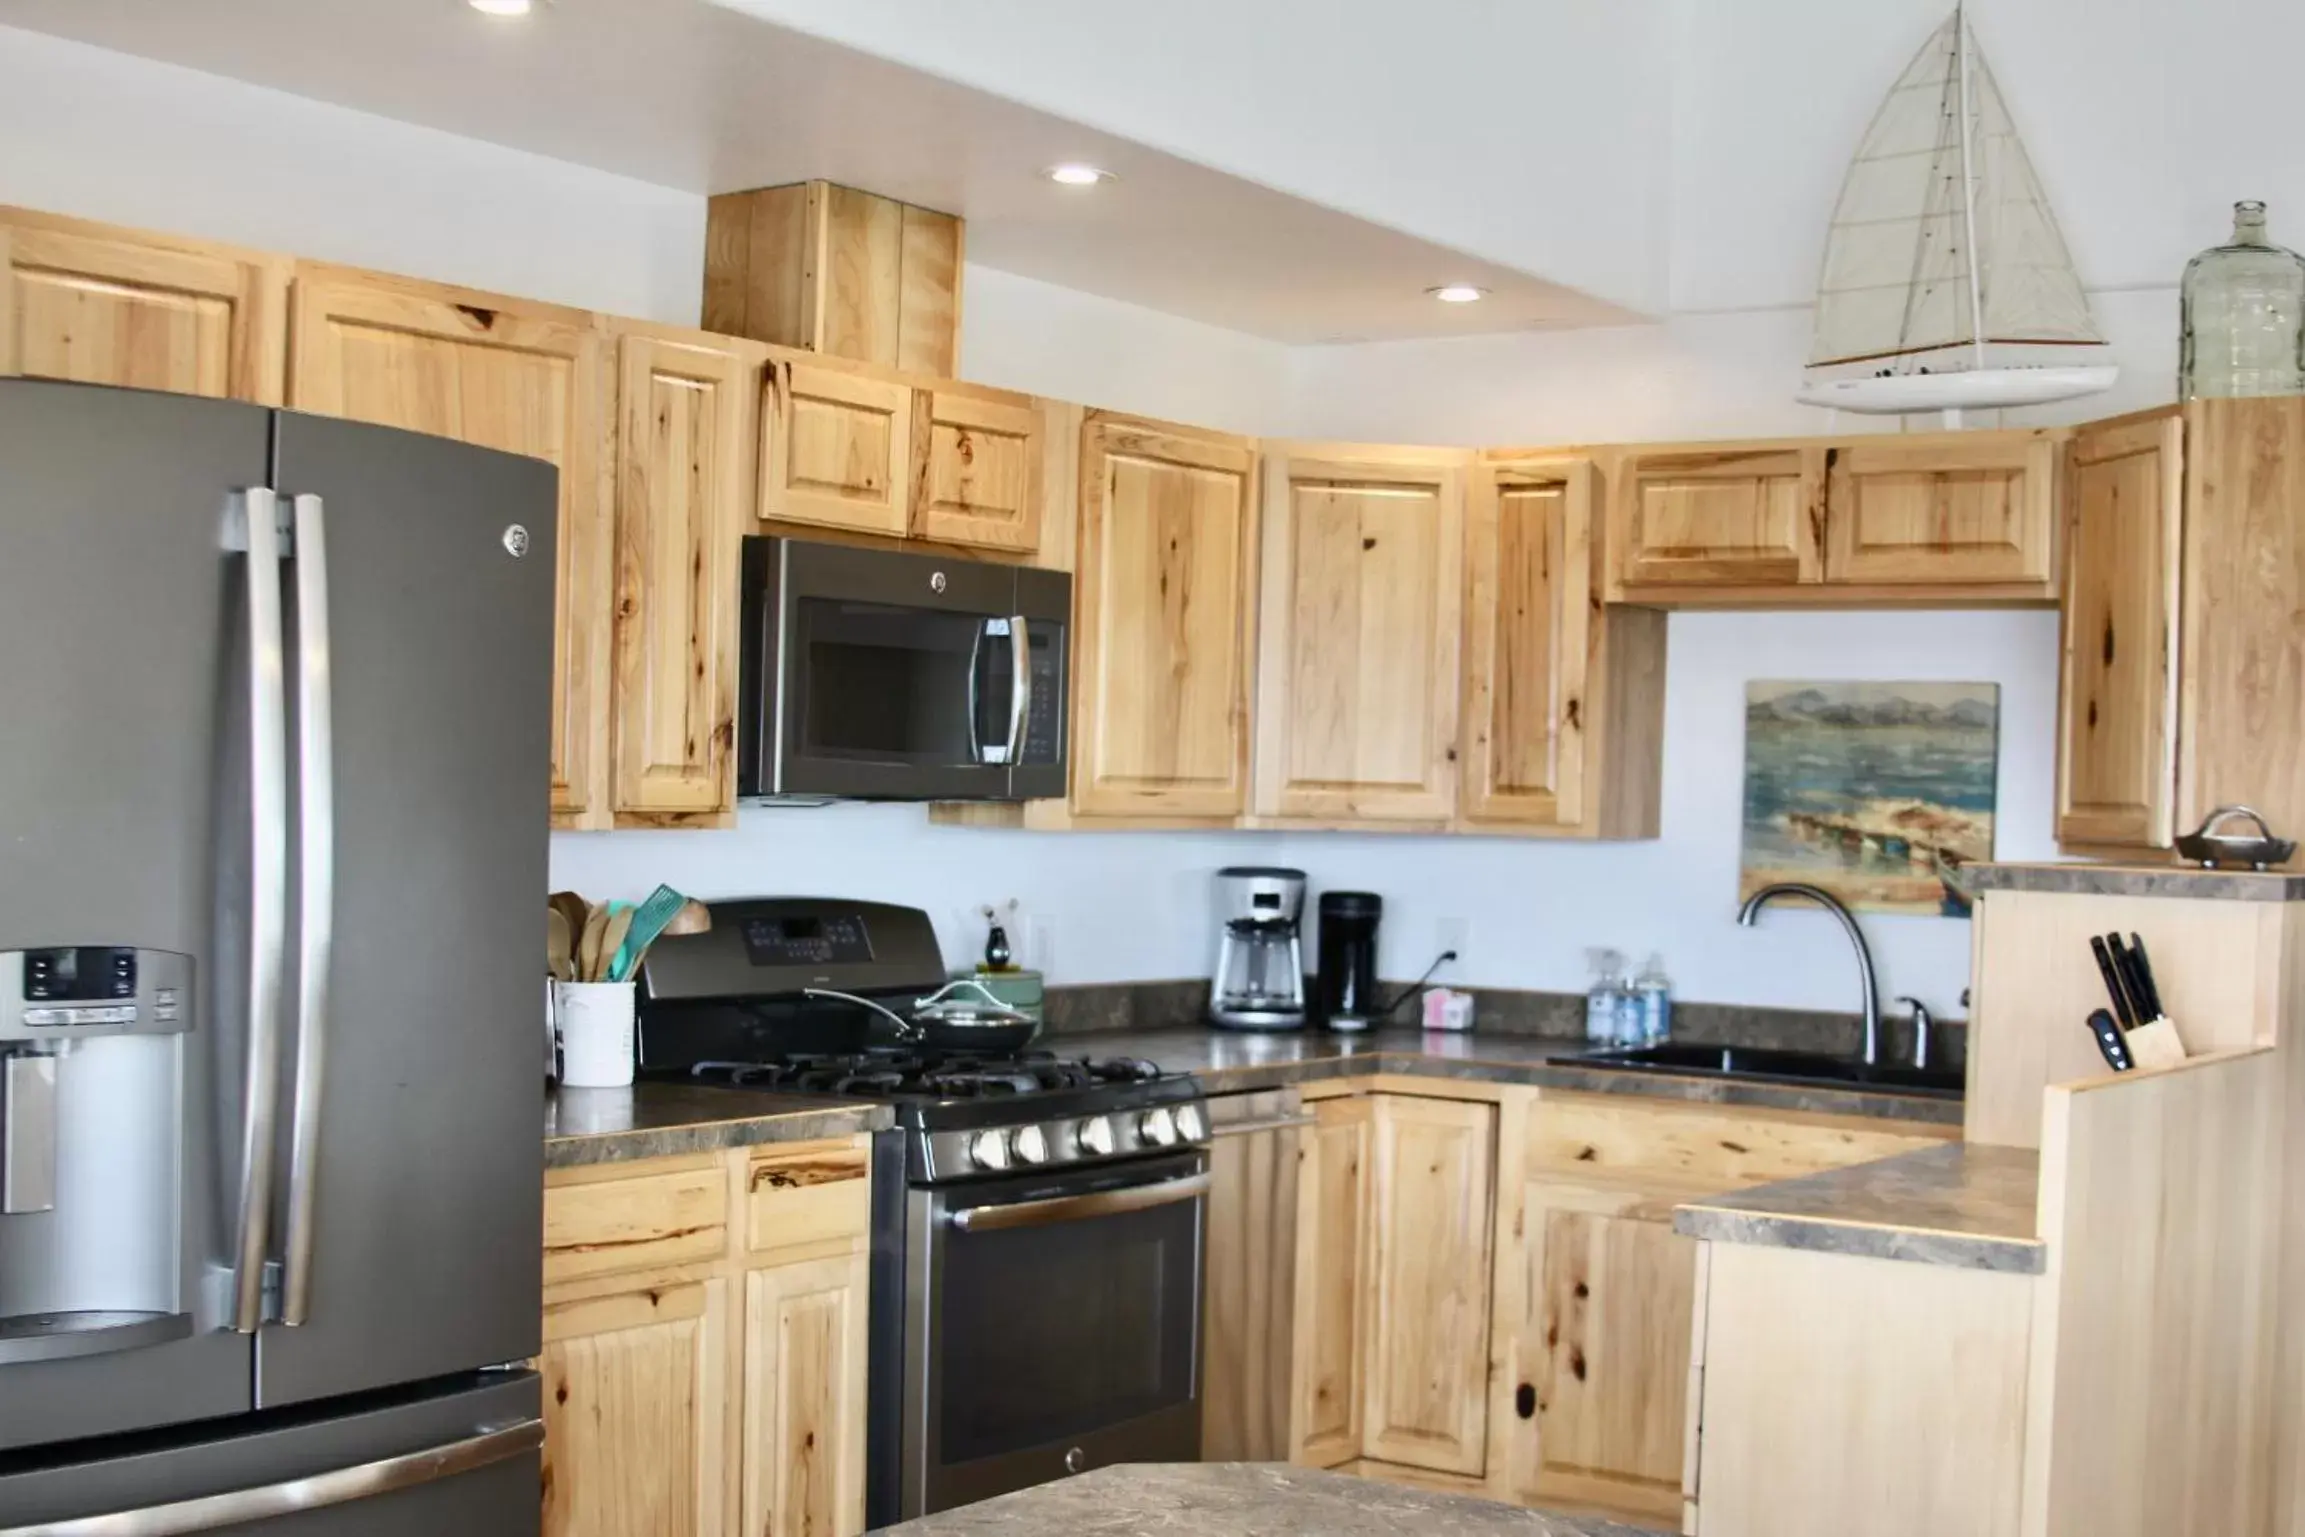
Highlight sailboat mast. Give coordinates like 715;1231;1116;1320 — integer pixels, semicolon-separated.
1954;2;1987;371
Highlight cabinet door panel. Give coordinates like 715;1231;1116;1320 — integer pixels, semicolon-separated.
742;1254;870;1537
1202;1105;1302;1462
1825;435;2057;586
611;330;757;824
1462;461;1595;827
1257;452;1464;821
914;386;1042;552
1076;419;1257;818
541;1276;730;1537
1362;1095;1495;1476
1614;447;1824;588
1291;1097;1373;1468
0;211;287;403
289;269;609;825
1530;1208;1694;1522
765;361;912;537
2057;413;2181;848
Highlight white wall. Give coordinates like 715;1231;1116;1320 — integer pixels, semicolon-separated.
0;24;705;323
713;0;1674;317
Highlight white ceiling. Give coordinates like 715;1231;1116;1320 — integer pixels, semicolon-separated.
0;0;1640;342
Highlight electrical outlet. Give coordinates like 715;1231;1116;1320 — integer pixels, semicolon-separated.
1436;916;1469;962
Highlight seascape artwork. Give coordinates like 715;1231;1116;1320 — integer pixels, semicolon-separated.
1739;681;1999;917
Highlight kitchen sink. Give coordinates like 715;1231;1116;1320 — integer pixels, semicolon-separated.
1558;1042;1965;1097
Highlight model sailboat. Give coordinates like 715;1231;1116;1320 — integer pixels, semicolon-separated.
1797;4;2117;419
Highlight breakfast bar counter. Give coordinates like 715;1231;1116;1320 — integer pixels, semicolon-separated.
867;1463;1662;1536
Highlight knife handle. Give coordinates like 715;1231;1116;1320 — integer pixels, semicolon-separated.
2090;935;2139;1030
2124;932;2168;1022
2085;1009;2134;1071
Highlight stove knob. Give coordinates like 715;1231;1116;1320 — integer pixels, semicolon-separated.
1139;1106;1179;1148
967;1129;1013;1172
1012;1124;1050;1166
1174;1103;1207;1143
1075;1116;1116;1157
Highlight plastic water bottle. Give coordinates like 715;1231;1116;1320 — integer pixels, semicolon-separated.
1585;949;1627;1047
1632;953;1673;1046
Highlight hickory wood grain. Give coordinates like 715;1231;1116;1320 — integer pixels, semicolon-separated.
1291;1095;1373;1469
286;262;612;829
608;324;762;827
762;356;914;538
0;204;289;404
1202;1092;1304;1462
910;381;1043;553
1821;430;2059;589
2056;409;2182;850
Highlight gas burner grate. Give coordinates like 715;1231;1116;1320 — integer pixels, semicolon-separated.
683;1048;1177;1100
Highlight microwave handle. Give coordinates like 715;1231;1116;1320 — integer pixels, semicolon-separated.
1002;616;1031;767
966;620;986;765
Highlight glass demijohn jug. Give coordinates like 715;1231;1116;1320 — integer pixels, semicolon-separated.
2179;200;2305;398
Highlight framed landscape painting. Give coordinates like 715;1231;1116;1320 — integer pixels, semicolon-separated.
1739;681;2000;917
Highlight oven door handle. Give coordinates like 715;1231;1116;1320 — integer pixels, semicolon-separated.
948;1171;1210;1233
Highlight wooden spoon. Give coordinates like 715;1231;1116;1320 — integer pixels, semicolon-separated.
576;904;610;984
546;906;575;983
597;909;636;984
549;891;590;950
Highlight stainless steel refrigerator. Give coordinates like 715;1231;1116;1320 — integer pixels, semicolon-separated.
0;380;552;1533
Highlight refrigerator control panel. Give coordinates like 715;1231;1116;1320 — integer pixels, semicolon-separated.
0;948;190;1041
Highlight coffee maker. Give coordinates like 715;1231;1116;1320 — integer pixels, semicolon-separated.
1209;867;1307;1031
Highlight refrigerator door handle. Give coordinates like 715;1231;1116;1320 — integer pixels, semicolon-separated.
281;493;335;1327
0;1418;544;1537
230;487;289;1335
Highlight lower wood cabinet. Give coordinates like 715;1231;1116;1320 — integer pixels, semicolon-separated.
1263;1080;1952;1527
1201;1089;1307;1463
540;1139;873;1537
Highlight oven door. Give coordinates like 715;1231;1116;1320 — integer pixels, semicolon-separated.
740;537;1069;801
905;1151;1205;1516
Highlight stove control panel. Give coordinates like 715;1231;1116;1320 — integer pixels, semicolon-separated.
925;1095;1210;1183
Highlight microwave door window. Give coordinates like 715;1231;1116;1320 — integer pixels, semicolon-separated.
794;599;1013;766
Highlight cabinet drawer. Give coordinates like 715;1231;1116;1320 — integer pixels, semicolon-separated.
744;1139;872;1256
1526;1094;1944;1190
543;1161;729;1286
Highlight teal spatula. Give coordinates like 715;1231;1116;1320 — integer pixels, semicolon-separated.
608;884;689;983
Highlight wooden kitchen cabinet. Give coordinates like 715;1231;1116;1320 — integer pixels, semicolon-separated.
1290;1095;1374;1468
1610;443;1826;591
607;323;765;827
1254;445;1468;824
2055;409;2182;849
541;1138;874;1537
1822;430;2058;589
761;355;915;538
0;205;289;404
541;1272;733;1537
1360;1094;1497;1477
1202;1089;1307;1462
912;382;1044;552
1073;414;1260;820
287;263;612;828
1462;458;1666;837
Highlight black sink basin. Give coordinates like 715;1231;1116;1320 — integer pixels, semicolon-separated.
1556;1042;1965;1097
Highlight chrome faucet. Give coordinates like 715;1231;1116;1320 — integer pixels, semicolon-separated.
1897;996;1935;1071
1736;883;1881;1066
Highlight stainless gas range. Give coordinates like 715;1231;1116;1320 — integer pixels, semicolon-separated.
635;898;1210;1526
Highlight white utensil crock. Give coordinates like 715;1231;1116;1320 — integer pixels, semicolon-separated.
553;981;637;1088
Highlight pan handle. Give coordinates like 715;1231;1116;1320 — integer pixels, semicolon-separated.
802;988;920;1041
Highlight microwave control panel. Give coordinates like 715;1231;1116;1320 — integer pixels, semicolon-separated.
1021;626;1066;766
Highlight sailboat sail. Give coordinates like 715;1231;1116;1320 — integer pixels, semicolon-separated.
1807;8;2102;369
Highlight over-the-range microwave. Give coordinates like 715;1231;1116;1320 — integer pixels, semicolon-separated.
738;536;1070;801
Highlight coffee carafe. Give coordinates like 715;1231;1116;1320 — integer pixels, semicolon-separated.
1208;867;1307;1031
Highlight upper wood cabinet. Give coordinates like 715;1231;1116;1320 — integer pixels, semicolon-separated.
2056;411;2181;849
608;325;764;828
912;383;1044;552
1611;444;1825;591
288;264;611;828
762;356;914;539
1254;446;1468;824
1360;1094;1497;1477
1462;459;1594;828
0;206;288;404
1074;415;1259;819
1823;431;2058;587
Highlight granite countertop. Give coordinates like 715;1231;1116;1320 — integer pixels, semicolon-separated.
1672;1141;2044;1273
1965;860;2305;901
544;1082;893;1168
869;1463;1660;1536
1063;1027;1964;1125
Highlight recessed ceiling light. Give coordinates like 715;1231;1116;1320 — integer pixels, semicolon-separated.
468;0;533;15
1428;284;1489;304
1045;164;1113;187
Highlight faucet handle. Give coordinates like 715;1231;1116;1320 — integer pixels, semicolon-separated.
1894;996;1934;1071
